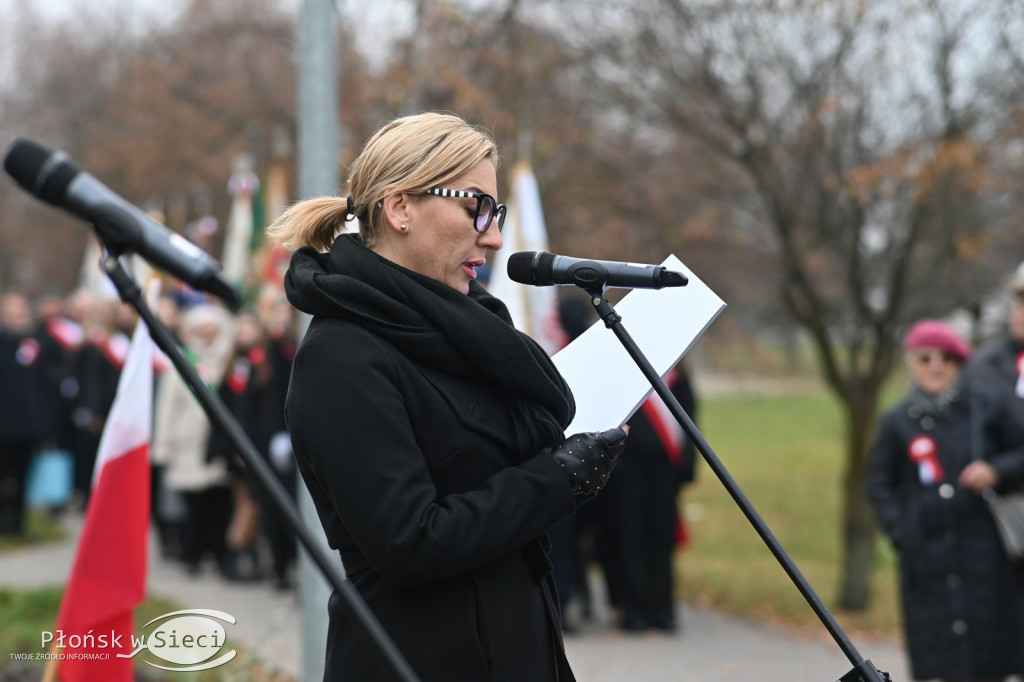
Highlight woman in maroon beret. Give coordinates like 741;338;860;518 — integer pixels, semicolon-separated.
866;320;1024;681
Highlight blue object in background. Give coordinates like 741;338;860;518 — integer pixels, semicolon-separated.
25;449;74;507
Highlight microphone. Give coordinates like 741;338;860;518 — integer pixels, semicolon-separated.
3;138;241;310
507;251;688;291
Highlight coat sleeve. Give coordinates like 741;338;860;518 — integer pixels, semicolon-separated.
72;345;118;432
865;409;913;551
984;391;1024;490
286;325;576;588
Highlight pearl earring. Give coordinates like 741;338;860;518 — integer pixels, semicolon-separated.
400;223;408;232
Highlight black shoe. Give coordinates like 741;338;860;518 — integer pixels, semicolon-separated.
620;615;649;632
219;550;262;582
652;618;677;633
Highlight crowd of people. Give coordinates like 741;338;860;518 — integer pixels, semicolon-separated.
0;270;700;647
0;283;299;592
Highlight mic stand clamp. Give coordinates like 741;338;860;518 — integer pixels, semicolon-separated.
839;661;894;682
583;287;892;682
100;253;420;682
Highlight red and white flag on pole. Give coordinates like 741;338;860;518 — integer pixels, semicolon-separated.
488;160;568;355
54;314;153;681
222;157;260;287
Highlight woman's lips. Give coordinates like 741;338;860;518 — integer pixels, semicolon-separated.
462;260;485;278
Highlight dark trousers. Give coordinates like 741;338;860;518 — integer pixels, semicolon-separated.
180;486;233;569
605;452;680;629
258;470;297;582
0;440;34;535
71;429;100;504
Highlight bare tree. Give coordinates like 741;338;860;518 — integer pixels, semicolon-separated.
1;0;773;324
0;1;312;292
562;0;1024;609
363;0;778;326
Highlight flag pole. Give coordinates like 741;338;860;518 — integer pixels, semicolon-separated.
96;254;420;682
41;642;59;682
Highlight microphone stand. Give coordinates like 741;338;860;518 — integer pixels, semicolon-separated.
98;252;420;682
583;287;892;682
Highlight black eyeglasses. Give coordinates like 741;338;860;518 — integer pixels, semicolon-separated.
912;351;957;366
426;188;507;233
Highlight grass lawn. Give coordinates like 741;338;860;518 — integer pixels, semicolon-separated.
676;381;904;646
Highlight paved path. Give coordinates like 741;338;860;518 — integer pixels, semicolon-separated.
564;603;905;682
0;513;912;681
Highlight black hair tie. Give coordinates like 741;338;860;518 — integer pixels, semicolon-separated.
346;195;354;216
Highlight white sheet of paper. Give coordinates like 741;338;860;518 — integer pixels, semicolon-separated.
552;255;726;434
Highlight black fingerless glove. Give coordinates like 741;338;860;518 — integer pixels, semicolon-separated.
550;427;628;495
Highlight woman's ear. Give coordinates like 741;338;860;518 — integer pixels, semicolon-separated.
382;193;412;234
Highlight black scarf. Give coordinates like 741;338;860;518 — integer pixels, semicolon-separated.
285;233;575;454
908;380;963;421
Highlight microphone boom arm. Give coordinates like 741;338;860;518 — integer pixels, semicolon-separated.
99;252;420;682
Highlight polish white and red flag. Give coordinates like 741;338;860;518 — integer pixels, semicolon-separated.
487;159;568;355
54;314;153;681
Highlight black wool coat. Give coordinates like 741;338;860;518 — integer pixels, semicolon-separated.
0;329;52;443
599;369;697;628
286;315;579;682
866;383;1024;680
208;340;291;482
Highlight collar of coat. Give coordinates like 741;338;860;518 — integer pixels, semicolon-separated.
285;233;575;450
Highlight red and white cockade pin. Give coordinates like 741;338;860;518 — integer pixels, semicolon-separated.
908;434;944;484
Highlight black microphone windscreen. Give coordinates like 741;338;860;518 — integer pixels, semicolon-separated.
3;138;50;191
3;138;78;204
507;251;539;285
534;251;555;285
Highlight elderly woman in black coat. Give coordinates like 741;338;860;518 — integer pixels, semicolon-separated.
267;112;628;682
867;320;1024;682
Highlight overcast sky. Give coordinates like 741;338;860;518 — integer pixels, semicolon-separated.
0;0;419;76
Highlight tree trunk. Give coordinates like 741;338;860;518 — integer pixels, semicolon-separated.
836;391;879;611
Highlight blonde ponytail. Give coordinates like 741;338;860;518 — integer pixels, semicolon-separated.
266;112;498;253
266;196;351;253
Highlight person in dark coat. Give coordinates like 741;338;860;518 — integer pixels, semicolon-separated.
866;320;1024;682
267;112;628;682
152;303;234;576
33;292;84;456
69;299;126;503
965;266;1024;429
603;363;697;632
208;310;295;587
0;292;53;535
